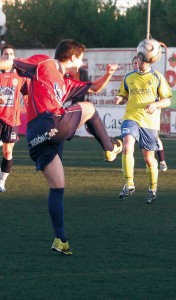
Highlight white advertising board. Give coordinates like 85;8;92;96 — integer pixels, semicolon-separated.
170;111;176;133
76;105;126;137
16;47;176;136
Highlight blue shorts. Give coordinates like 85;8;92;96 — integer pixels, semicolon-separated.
0;119;19;143
121;120;159;151
26;105;82;171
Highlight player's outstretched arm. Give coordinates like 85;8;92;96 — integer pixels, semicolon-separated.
89;64;118;93
145;97;171;114
0;59;14;70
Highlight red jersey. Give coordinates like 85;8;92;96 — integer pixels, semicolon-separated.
13;55;92;123
0;70;28;126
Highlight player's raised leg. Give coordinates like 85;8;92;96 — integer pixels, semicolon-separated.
78;101;122;161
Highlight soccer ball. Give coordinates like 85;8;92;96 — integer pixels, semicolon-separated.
137;38;162;63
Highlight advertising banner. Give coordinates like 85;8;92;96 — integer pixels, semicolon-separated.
16;47;176;136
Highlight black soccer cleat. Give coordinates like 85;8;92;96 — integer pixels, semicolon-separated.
119;185;135;199
146;190;157;204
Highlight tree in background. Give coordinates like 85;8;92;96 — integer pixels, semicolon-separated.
3;0;176;49
3;0;120;48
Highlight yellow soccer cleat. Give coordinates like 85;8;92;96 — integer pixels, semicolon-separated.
51;238;73;255
105;139;123;162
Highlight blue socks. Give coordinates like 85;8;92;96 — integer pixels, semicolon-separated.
48;188;66;242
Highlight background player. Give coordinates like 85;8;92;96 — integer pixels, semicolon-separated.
115;50;171;204
132;56;168;172
0;44;28;192
0;39;122;254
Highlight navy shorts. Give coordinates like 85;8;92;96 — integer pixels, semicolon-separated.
26;105;82;171
121;120;159;151
0;119;19;143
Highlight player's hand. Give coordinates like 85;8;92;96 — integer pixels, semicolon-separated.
115;96;123;104
106;64;118;75
145;103;157;114
114;95;127;105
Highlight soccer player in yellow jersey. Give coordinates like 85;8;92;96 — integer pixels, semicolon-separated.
115;55;172;203
132;56;168;172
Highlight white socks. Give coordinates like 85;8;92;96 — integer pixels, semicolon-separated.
0;171;9;189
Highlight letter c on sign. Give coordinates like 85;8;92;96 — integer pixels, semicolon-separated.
103;113;111;129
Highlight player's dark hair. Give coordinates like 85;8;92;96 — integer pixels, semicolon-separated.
1;44;15;56
55;39;85;61
132;56;137;64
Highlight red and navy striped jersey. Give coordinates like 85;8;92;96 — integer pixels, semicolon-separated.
13;55;92;123
0;69;28;126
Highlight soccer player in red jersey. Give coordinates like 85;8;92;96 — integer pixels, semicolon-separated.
0;44;28;192
0;39;122;254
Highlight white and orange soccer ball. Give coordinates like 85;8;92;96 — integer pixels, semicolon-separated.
137;38;162;63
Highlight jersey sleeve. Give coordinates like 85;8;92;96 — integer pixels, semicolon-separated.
13;55;51;79
117;79;129;98
158;72;172;99
63;77;92;103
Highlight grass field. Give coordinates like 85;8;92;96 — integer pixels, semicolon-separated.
0;136;176;300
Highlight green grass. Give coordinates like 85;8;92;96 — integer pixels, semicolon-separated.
0;136;176;300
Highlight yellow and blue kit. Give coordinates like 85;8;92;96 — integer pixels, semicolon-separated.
118;68;172;130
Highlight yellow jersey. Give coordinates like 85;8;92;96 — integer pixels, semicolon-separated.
117;68;172;130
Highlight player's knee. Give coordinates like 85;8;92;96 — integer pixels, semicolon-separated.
3;151;13;160
80;101;95;117
123;144;134;155
145;157;157;168
3;144;14;160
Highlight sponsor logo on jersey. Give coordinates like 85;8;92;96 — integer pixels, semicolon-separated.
53;82;64;106
12;78;19;86
130;88;151;95
0;86;16;106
